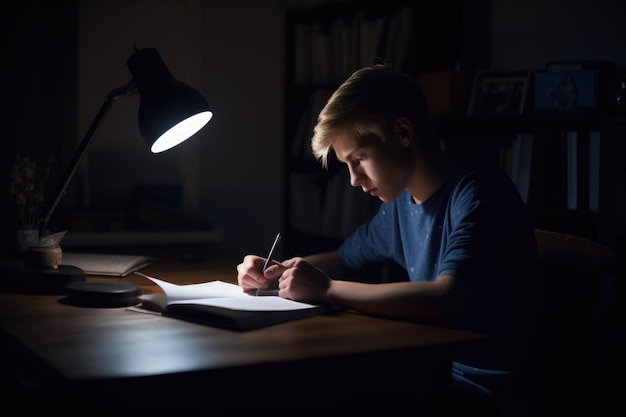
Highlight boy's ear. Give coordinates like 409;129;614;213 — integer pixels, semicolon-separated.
395;118;413;146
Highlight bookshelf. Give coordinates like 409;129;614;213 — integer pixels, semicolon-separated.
436;60;625;245
436;110;624;244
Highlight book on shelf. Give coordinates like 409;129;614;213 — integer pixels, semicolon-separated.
566;130;579;211
380;7;413;70
564;129;601;213
289;88;333;159
288;172;324;234
61;252;157;277
129;272;331;331
588;130;600;212
510;132;534;204
291;7;414;86
358;11;386;67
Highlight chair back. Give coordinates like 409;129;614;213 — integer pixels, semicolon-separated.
535;229;614;320
533;229;615;415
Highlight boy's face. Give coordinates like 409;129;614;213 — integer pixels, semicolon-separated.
332;129;410;203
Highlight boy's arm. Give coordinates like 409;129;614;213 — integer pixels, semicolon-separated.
304;250;350;279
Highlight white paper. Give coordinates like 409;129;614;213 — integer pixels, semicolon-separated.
135;272;316;312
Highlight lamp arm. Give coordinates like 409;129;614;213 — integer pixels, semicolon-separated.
39;79;137;238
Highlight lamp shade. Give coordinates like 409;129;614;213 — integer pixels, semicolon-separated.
127;48;213;153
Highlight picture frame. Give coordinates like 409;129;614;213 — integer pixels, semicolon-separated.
467;70;530;116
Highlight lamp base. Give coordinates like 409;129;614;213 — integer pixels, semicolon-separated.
63;282;142;307
0;264;85;295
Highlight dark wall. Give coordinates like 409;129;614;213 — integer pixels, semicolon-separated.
1;1;77;252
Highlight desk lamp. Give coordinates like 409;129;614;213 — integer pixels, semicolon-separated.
4;46;212;297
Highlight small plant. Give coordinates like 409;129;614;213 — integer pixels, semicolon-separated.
8;154;53;227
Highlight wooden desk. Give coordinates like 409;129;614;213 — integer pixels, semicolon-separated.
0;255;483;416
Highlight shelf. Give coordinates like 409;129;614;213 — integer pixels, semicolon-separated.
62;230;223;248
433;112;618;134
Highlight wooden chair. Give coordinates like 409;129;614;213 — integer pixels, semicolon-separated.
533;229;616;416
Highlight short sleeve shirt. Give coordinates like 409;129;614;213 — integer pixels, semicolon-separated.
339;159;540;371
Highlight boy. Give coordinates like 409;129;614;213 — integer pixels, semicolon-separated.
237;64;541;417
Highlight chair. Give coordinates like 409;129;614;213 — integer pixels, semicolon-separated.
532;229;616;416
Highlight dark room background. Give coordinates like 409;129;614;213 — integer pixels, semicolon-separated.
2;0;625;261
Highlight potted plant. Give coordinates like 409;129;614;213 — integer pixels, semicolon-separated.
8;154;52;252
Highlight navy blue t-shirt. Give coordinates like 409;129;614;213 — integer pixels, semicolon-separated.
339;159;540;374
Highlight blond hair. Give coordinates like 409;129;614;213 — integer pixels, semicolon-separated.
311;64;435;168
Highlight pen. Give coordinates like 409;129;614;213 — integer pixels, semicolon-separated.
257;232;281;296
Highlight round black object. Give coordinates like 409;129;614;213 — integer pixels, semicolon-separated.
64;282;142;307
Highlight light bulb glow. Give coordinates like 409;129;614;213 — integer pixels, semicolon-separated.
150;111;213;153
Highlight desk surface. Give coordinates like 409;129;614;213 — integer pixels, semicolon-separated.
0;252;484;413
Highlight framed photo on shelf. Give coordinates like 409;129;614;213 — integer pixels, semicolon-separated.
468;70;529;116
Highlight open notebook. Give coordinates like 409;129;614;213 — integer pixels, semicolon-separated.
129;272;333;330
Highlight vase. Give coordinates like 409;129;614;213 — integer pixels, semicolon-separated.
16;226;39;253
